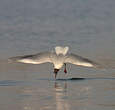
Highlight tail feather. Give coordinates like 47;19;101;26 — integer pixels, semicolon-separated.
55;46;69;55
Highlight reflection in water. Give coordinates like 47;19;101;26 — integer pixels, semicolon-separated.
14;80;93;110
18;82;71;110
54;82;70;110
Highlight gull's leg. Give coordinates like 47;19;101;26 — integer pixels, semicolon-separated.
54;73;57;79
64;63;67;74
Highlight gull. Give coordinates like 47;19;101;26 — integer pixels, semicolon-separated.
8;46;99;79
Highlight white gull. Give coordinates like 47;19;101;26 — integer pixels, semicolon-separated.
9;46;99;78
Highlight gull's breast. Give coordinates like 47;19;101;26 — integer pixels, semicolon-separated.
51;54;65;69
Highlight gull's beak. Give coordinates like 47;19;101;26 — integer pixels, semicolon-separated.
54;69;59;79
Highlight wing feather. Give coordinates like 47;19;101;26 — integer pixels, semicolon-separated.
8;52;54;64
65;53;99;68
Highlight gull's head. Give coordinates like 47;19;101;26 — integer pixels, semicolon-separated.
54;68;59;79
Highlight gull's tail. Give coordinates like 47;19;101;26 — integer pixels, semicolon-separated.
55;46;69;55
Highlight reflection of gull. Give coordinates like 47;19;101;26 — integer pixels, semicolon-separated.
9;46;99;78
54;82;70;110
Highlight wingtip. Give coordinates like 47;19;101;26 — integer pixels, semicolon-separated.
8;58;11;63
8;56;20;63
93;63;105;69
8;58;15;63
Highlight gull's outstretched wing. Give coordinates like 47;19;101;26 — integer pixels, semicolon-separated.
65;53;99;68
8;52;54;64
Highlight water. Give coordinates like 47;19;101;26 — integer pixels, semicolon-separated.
0;0;115;109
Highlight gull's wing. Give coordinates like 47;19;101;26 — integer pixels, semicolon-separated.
65;53;99;68
8;52;54;64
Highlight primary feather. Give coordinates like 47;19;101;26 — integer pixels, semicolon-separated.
8;52;53;64
65;53;99;68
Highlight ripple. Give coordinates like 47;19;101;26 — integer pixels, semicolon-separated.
36;77;115;82
0;80;23;86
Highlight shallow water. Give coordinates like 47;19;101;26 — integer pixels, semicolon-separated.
0;0;115;110
0;77;115;110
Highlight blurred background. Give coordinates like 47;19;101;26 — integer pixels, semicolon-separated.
0;0;115;77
